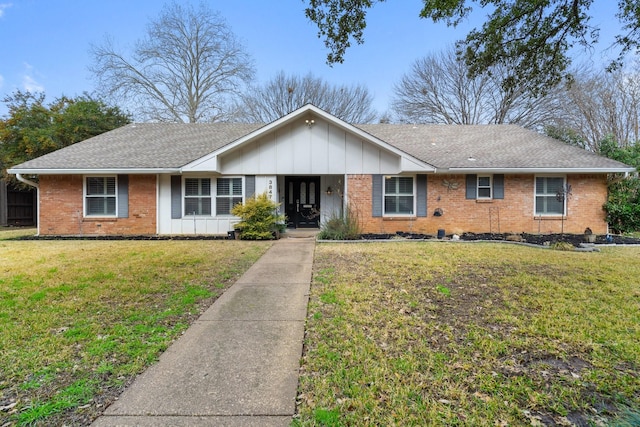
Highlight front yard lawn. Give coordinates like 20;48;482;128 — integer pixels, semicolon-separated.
0;232;270;426
297;242;640;426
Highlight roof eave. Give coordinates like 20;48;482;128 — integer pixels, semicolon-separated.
7;168;182;175
443;167;637;174
184;104;437;172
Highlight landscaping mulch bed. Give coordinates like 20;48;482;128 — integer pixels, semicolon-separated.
358;232;640;246
460;232;640;246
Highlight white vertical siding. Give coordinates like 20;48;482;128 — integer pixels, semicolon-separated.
214;119;402;175
158;174;283;236
327;125;347;174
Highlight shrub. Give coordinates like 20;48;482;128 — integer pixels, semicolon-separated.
600;136;640;234
604;177;640;234
317;205;361;240
231;192;285;240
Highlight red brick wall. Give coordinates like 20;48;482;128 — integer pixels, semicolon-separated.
39;175;157;236
348;174;609;236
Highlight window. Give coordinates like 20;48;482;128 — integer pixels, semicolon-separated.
477;176;492;199
466;174;504;200
535;176;566;215
384;176;414;215
216;177;243;215
85;176;116;216
185;178;211;216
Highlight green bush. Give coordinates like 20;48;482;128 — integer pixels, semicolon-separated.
231;192;285;240
600;136;640;233
317;205;361;240
604;177;640;233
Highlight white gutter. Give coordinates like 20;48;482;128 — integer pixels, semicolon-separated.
8;168;181;175
15;173;39;188
443;167;637;174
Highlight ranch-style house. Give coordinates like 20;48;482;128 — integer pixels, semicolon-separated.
8;104;635;237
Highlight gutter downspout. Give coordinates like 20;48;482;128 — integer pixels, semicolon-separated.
16;173;39;189
16;174;39;235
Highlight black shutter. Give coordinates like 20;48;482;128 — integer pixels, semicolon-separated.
117;175;129;218
416;174;427;217
171;175;182;219
466;174;477;199
493;174;504;199
245;175;256;198
372;174;383;217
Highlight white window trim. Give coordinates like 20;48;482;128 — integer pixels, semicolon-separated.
534;175;567;217
383;175;416;217
83;175;118;218
183;177;212;217
477;175;493;200
214;176;244;217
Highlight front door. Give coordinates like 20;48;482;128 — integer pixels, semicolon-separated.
285;176;321;228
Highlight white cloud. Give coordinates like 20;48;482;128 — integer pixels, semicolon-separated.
0;74;4;90
0;3;12;18
23;75;44;92
22;63;44;92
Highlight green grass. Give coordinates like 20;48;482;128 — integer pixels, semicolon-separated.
297;242;640;426
0;227;37;240
0;235;270;426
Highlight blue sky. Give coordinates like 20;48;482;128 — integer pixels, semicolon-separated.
0;0;624;118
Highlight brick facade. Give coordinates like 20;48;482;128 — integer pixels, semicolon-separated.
37;173;609;237
39;175;157;236
348;174;609;236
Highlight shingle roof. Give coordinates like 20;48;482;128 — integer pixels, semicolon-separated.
11;123;264;170
356;123;630;170
9;121;633;172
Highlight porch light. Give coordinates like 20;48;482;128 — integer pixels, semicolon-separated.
326;186;333;195
305;119;315;127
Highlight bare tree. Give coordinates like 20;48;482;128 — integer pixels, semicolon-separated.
391;47;561;128
90;2;255;123
233;71;377;123
549;65;640;151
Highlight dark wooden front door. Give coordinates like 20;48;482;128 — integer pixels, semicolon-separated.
285;176;320;228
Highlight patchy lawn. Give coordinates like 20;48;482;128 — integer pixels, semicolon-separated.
0;232;270;426
297;242;640;426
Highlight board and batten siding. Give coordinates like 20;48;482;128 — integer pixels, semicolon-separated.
157;174;279;235
202;119;403;175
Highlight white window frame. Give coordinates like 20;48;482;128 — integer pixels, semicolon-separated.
184;177;212;216
534;175;567;216
84;175;117;218
477;175;493;199
215;176;244;216
383;175;415;216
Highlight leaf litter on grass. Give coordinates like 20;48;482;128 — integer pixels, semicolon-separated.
297;242;640;426
0;239;270;426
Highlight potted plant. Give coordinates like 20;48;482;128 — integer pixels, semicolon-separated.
584;227;596;243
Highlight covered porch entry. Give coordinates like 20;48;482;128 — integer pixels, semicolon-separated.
280;175;343;229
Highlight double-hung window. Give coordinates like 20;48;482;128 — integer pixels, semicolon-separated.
466;174;504;200
535;176;566;215
477;176;492;199
384;176;414;215
184;178;211;216
85;176;116;216
216;177;243;215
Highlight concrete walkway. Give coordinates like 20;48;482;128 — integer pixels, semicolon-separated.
92;232;316;427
